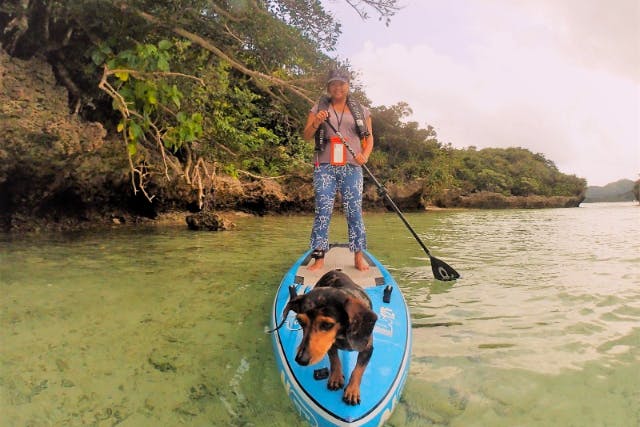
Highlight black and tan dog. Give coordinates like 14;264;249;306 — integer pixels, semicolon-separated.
281;269;378;405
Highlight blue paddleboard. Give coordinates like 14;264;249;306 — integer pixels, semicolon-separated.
271;244;411;426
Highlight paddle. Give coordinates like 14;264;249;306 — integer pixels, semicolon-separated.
322;120;460;281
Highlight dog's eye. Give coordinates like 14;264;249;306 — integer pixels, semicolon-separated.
319;321;335;331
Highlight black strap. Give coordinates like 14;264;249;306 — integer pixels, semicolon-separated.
311;249;325;260
332;105;346;131
314;95;369;152
346;96;370;138
314;96;331;152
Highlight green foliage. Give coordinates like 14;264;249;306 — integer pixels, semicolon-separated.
96;40;203;155
186;60;303;175
0;0;585;203
449;147;585;197
370;104;586;198
0;0;344;178
369;103;441;182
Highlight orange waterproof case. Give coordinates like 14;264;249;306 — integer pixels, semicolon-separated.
330;136;347;165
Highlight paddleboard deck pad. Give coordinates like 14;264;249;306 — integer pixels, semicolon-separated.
271;244;412;426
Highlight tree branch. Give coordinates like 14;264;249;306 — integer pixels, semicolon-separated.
344;0;401;24
106;68;205;86
97;64;193;201
114;2;314;103
237;170;287;180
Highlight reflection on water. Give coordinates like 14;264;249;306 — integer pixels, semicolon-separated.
1;203;639;426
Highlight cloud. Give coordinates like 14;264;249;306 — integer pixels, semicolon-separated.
513;0;640;82
342;1;639;185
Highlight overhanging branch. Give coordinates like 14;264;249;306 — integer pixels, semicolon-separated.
114;2;314;103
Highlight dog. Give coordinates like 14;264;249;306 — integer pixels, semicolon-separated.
281;269;378;405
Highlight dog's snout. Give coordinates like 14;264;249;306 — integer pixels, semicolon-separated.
295;348;311;366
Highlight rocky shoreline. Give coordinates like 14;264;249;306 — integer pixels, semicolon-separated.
0;49;583;233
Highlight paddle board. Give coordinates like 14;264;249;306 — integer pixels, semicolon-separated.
271;244;411;427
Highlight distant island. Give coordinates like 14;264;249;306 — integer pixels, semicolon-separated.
583;179;638;203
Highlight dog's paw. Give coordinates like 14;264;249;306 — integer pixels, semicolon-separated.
327;373;344;390
342;384;361;405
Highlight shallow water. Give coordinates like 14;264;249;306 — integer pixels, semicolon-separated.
1;203;639;426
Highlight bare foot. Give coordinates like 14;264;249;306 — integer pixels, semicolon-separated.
354;251;369;271
307;258;325;271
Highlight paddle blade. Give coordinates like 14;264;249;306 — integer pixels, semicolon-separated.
430;256;460;281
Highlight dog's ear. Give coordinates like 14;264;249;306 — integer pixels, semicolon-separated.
344;297;378;350
283;294;306;315
267;294;307;333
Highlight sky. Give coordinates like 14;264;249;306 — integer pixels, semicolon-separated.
324;0;640;186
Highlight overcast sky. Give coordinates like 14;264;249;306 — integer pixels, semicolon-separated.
325;0;639;186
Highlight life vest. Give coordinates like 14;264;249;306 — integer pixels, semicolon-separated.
314;95;370;152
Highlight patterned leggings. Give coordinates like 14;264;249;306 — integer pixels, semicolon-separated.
310;164;366;252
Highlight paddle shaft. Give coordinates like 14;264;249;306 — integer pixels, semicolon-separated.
319;119;459;280
325;126;434;257
354;149;434;257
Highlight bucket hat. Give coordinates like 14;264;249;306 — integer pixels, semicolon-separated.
327;69;350;84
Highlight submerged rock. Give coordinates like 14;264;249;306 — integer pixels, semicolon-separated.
148;353;177;373
185;212;235;231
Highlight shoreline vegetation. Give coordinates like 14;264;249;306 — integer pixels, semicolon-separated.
0;1;601;233
1;48;585;233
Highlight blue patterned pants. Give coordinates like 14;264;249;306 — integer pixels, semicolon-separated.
310;164;366;252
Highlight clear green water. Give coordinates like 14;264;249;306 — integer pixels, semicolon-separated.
1;203;639;426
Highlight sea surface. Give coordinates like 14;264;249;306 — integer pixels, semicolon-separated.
1;202;639;426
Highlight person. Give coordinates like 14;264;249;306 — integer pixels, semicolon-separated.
302;69;374;271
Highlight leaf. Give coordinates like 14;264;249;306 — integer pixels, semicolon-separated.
163;132;176;149
117;122;124;133
115;71;129;81
191;112;203;123
147;91;157;105
134;81;147;100
128;121;143;141
91;50;105;65
118;87;133;103
158;40;172;50
127;143;137;156
157;57;170;72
